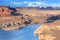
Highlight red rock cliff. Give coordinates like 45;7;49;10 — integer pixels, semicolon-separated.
0;6;13;16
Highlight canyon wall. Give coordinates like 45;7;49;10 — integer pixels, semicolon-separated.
0;6;60;40
0;6;60;31
34;20;60;40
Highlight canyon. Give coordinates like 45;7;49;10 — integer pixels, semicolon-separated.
0;6;60;40
0;6;60;30
34;20;60;40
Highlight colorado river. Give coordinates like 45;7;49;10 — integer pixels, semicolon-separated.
0;24;40;40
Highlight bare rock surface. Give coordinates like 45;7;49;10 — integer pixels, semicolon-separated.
0;6;60;31
34;20;60;40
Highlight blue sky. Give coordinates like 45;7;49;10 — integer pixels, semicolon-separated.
0;0;60;7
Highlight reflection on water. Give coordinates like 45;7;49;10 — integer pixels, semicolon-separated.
0;24;40;40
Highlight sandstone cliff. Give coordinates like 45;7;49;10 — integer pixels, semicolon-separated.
0;6;60;40
34;20;60;40
0;6;60;31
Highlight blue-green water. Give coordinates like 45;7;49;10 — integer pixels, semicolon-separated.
0;24;40;40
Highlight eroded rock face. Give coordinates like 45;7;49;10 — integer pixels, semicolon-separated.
0;6;60;31
0;6;13;16
34;20;60;40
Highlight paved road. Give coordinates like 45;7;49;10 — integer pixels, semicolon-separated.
0;24;40;40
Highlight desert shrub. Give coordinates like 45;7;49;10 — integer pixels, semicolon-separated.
11;12;20;16
47;15;60;23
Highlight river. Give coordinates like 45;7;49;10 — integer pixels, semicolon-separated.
0;24;40;40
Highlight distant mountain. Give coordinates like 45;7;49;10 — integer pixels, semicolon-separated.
16;6;60;10
40;6;60;10
16;7;40;10
0;5;60;10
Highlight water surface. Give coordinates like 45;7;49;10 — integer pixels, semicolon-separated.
0;24;41;40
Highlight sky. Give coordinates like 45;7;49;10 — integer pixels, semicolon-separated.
0;0;60;7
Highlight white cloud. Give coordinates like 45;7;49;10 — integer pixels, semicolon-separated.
11;1;45;7
23;1;45;7
13;1;21;4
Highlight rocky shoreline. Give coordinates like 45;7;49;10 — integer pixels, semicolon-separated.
0;6;60;31
34;20;60;40
0;6;60;40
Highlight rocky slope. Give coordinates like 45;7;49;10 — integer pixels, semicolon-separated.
0;6;60;31
34;20;60;40
0;6;60;40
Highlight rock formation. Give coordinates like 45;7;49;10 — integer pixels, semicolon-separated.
0;6;60;31
34;20;60;40
0;6;60;40
0;6;13;16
